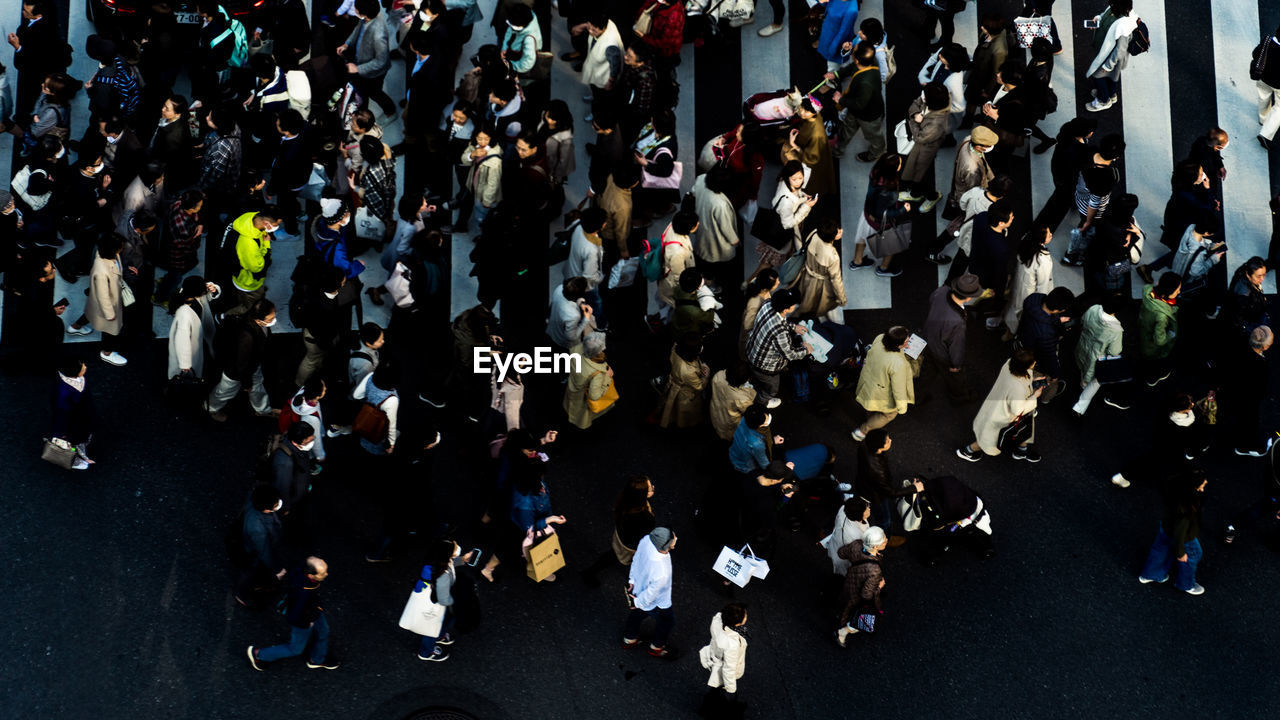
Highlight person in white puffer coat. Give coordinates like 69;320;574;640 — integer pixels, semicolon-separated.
699;604;748;695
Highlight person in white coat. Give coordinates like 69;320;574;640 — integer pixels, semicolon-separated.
826;497;871;576
623;527;677;659
1000;225;1055;334
1084;1;1139;112
691;166;740;290
167;276;220;379
700;603;748;698
956;349;1043;462
567;207;607;324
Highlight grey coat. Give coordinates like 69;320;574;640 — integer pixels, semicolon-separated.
345;17;391;78
922;285;967;368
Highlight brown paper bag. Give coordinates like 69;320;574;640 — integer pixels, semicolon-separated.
525;531;566;582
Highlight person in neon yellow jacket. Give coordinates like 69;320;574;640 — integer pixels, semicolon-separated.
228;210;280;315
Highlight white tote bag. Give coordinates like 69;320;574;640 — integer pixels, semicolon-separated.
893;120;915;155
398;572;446;637
712;544;769;588
354;206;387;241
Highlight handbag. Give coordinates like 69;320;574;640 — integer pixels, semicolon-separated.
866;215;910;259
525;529;566;582
1194;391;1218;425
354;206;387;241
586;371;619;413
712;544;770;588
634;4;657;37
854;611;877;633
1094;356;1133;385
519;51;554;83
750;196;792;251
607;257;641;289
997;411;1035;452
893;119;914;154
640;147;683;190
398;565;447;637
611;528;636;564
1013;15;1053;49
352;396;391;442
41;437;78;469
119;279;136;307
776;232;814;288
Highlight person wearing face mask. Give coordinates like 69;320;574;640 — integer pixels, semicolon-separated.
285;379;331;465
55;157;112;282
946;127;997;217
312;197;366;325
83;35;140;122
295;268;348;387
456;124;503;233
406;539;473;662
1111;393;1207;490
500;4;542;81
198;107;243;221
225;210;280;316
10;135;60;249
401;1;453;77
1138;468;1209;595
272;422;318;515
113;161;165;230
149;95;195;190
235;484;287;607
206;298;279;422
166;274;220;382
268;110;312;238
50;359;96;470
698;603;749;714
76;232;129;365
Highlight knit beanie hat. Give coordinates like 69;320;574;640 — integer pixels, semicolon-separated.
649;527;676;552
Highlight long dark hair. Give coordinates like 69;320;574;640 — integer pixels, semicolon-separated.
613;474;654;525
1017;225;1051;267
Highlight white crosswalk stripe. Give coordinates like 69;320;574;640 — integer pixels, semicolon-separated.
1124;0;1174;298
1213;0;1275;293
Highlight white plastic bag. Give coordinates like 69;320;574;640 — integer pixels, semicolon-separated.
607;257;641;289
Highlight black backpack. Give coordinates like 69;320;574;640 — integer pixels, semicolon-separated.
1128;19;1151;56
216;221;241;280
287;240;339;328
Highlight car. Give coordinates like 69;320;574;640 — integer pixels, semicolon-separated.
86;0;269;41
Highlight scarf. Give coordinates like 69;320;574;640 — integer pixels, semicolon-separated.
60;373;85;392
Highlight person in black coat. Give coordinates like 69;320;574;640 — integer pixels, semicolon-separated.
268;109;312;236
265;0;313;70
913;474;994;563
967;200;1016;323
206;299;276;421
236;484;286;607
273;422;317;513
6;0;65;120
1186;128;1228;207
739;460;797;558
248;556;336;669
50;358;95;469
1016;287;1074;391
1222;326;1273;456
1033;117;1096;232
294;269;346;387
402;31;454;195
856;429;913;542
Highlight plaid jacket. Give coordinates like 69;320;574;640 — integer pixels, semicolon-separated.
166;200;202;272
361;157;397;220
745;304;808;373
200;127;242;194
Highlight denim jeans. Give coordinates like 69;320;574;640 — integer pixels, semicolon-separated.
258;613;329;664
417;610;455;657
1140;526;1202;591
623;605;674;648
1093;75;1119;101
869;498;895;534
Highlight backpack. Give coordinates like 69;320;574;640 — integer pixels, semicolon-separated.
287;239;339;328
640;237;681;282
217;221;242;280
212;7;250;69
1127;18;1150;56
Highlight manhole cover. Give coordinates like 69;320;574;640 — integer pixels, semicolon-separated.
402;709;479;720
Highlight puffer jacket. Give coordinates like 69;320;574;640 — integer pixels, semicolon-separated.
699;612;747;693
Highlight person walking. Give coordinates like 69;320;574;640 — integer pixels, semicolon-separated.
1000;225;1055;336
744;289;813;409
166;276;219;382
50;359;95;471
709;364;757;442
826;497;871;575
851;327;916;440
247;556;340;670
794;219;847;321
1223;326;1273;457
1138;469;1208;595
339;0;397;120
623;527;678;659
1136;273;1180;387
830;43;886;162
206;299;278;422
564;333;616;430
834;525;886;647
1252;24;1280;150
83;233;129;367
698;603;749;712
235;484;287;607
956;349;1043;463
1083;0;1139;113
1070;295;1129;417
580;474;658;587
411;540;473;663
918;274;983;405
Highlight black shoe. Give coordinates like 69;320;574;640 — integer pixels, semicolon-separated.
1260;136;1273;151
955;445;983;462
571;60;584;72
848;258;875;270
874;266;902;278
926;252;952;265
855;151;875;162
560;51;583;61
34;237;65;249
1033;139;1057;155
1011;445;1041;463
1136;264;1154;285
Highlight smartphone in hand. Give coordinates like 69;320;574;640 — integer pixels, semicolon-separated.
1084;18;1100;29
466;548;483;567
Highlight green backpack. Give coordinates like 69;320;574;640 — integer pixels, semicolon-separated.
212;6;250;69
640;237;681;282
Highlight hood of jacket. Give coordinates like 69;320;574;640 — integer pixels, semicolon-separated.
233;212;265;240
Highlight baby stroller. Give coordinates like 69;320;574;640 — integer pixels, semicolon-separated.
743;80;835;144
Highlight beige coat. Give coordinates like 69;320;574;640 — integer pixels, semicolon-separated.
1002;251;1054;331
972;360;1037;455
564;347;614;429
691;174;740;263
709;370;757;440
167;303;204;378
738;294;768;359
657;347;706;428
655;227;694;308
85;256;123;336
599;176;633;254
700;612;747;694
854;334;915;414
795;235;846;317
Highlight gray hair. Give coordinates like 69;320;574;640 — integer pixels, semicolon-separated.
582;331;607;358
1250;325;1273;350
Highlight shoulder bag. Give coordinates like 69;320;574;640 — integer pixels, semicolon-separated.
634;4;657;37
1093;355;1133;385
352;395;392;442
41;437;78;469
866;213;911;259
777;231;814;288
586;371;620;413
749;195;792;250
997;411;1035;452
640;147;684;190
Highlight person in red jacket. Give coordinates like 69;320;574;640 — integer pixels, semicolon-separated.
634;0;685;77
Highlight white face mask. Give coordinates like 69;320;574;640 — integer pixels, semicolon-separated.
339;215;351;227
297;440;316;452
261;317;278;328
54;147;66;159
89;163;104;175
105;135;120;145
264;224;280;234
272;499;284;512
419;10;433;21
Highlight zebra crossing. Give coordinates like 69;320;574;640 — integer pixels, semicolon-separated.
6;0;1279;350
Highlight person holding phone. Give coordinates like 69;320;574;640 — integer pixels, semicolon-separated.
412;540;474;662
1084;0;1139;113
956;349;1043;463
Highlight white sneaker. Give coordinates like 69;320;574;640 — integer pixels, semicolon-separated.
99;351;128;366
984;317;1001;330
1086;97;1116;112
765;397;782;409
1184;583;1205;596
757;23;783;38
1110;473;1130;488
850;428;866;442
71;458;90;470
66;325;92;336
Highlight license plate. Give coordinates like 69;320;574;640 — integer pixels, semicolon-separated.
176;11;201;24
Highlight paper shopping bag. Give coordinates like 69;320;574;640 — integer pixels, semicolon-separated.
525;530;566;582
712;545;762;588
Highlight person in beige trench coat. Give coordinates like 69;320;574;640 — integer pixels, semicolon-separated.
83;234;128;365
957;350;1042;462
794;220;847;319
656;335;709;429
564;334;616;430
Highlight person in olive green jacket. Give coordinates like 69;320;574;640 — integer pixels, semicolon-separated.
1137;273;1180;387
227;210;280;316
564;334;617;430
1071;295;1127;417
